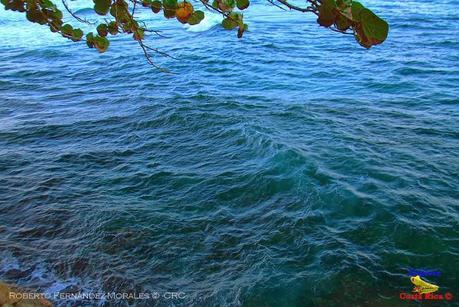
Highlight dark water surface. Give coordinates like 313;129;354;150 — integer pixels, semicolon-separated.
0;0;458;306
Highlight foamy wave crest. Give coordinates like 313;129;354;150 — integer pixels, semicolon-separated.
185;12;222;32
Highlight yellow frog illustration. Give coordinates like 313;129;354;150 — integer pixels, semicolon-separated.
411;275;439;294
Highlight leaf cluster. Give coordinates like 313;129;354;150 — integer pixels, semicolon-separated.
0;0;389;67
317;0;389;48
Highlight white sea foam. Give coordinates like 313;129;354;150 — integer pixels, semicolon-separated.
184;13;223;32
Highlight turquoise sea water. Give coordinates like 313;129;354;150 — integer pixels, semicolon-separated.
0;0;458;306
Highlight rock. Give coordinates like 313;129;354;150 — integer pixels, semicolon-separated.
0;281;51;307
0;282;19;305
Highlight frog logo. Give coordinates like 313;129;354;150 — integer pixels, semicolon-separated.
411;275;439;294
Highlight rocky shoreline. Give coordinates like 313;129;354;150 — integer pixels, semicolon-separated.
0;282;51;307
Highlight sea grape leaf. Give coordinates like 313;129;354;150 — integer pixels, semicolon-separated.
163;0;177;18
237;24;244;37
107;21;118;35
26;6;47;24
351;1;365;21
187;10;204;25
162;0;177;9
219;0;235;11
49;18;62;32
222;17;238;29
48;9;63;20
163;8;176;18
151;0;161;13
133;28;144;40
354;24;370;48
94;0;111;15
94;35;110;52
336;0;352;20
142;0;152;7
40;0;55;9
97;24;108;37
360;8;388;45
317;0;337;27
336;0;351;9
109;0;128;20
176;1;193;23
4;0;25;11
86;33;95;48
236;0;249;10
334;14;351;31
71;28;83;41
61;24;73;35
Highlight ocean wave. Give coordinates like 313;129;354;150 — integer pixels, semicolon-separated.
1;0;459;305
185;12;223;32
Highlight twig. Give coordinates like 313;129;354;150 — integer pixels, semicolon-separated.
274;0;315;13
267;0;287;11
143;45;178;59
329;26;353;35
131;0;137;17
138;40;173;72
61;0;95;24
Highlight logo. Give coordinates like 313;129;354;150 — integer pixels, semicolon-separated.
399;270;454;302
407;268;441;277
411;275;438;294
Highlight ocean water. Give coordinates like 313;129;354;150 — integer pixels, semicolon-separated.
0;0;458;306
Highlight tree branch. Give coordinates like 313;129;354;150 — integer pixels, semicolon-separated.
61;0;95;24
274;0;316;14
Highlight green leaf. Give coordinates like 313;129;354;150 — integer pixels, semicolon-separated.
142;0;152;7
94;0;111;15
336;0;351;9
3;0;26;11
187;10;204;25
336;0;352;19
61;24;73;35
334;14;351;31
97;23;108;37
360;8;388;45
133;28;144;41
107;21;118;35
71;28;83;41
222;17;238;30
48;19;62;32
86;32;95;48
110;2;129;22
236;0;249;10
48;8;63;20
351;1;365;21
237;24;244;38
163;8;175;18
219;0;235;11
162;0;177;9
317;0;336;27
40;0;55;9
93;35;110;53
26;9;43;23
151;0;161;13
162;0;176;18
